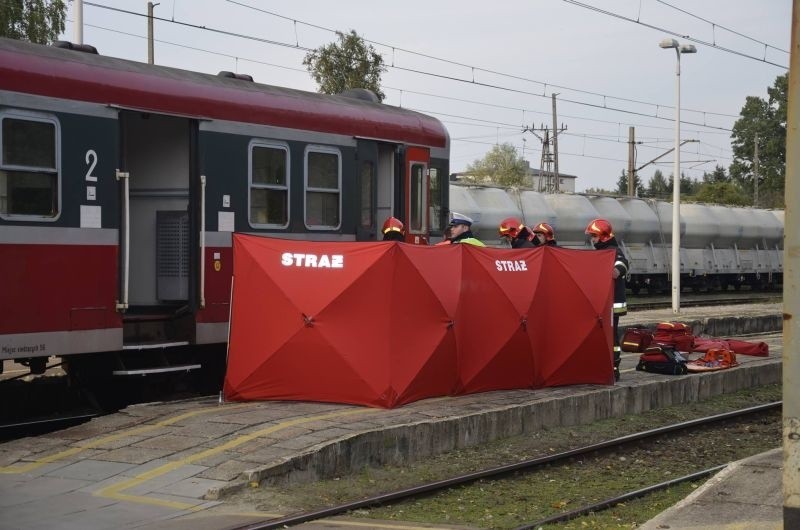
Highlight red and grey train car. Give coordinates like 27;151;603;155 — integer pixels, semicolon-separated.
0;37;450;376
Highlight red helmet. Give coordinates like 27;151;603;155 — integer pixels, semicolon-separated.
382;217;405;236
532;222;555;241
498;217;524;238
585;218;614;242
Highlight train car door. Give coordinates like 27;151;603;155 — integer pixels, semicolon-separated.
404;146;430;245
355;139;378;241
375;143;396;238
118;110;196;347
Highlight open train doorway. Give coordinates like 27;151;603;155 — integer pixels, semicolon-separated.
118;111;196;349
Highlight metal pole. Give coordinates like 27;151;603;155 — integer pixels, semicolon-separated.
551;94;560;192
147;2;155;65
671;49;681;314
783;2;800;525
754;132;760;207
74;0;83;44
628;127;635;196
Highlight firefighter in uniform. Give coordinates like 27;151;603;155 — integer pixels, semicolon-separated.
531;222;558;247
498;217;535;248
585;218;628;381
448;212;485;246
381;216;405;241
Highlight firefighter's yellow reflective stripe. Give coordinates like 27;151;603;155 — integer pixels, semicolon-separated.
613;346;621;352
614;260;628;272
613;302;627;314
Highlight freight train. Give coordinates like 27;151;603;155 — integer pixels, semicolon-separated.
0;37;450;377
449;182;783;294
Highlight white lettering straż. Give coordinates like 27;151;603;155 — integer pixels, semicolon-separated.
494;260;528;272
281;252;344;268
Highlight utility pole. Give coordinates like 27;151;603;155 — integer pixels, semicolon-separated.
147;2;159;65
74;0;83;44
627;127;636;196
523;117;566;193
753;133;760;207
551;94;561;192
783;1;800;525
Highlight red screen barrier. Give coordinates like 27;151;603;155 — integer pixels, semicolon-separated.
224;235;615;408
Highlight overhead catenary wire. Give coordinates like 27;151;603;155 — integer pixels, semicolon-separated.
561;0;789;69
654;0;789;54
74;1;743;179
81;0;740;125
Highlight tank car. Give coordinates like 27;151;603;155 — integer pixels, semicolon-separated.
449;182;783;294
0;38;449;376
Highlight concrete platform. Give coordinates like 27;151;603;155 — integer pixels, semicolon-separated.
640;448;782;530
0;302;783;529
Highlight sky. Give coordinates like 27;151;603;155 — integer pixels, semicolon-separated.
59;0;792;192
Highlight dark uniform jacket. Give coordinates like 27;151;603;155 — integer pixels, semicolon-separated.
512;227;536;248
593;236;628;316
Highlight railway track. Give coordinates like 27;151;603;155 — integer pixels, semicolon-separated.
232;402;781;530
628;292;781;310
0;412;101;442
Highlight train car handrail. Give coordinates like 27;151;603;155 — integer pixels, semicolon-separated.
116;170;130;311
200;174;206;309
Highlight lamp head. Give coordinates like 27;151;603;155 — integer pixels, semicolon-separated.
659;38;679;49
679;44;697;54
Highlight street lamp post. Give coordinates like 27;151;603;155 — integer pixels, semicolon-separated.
659;38;696;314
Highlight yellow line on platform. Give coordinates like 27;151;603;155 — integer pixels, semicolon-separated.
94;407;376;510
0;403;249;474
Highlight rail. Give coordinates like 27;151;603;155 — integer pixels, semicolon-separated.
231;402;781;530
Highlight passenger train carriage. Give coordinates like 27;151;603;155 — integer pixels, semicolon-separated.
0;38;450;375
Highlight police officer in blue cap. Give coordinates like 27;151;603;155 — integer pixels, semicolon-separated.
448;212;485;246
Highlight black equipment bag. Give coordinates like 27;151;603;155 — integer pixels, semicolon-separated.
635;344;688;375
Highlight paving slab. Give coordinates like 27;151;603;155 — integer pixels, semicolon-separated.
91;445;177;464
44;458;135;481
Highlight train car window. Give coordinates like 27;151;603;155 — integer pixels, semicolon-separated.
304;146;341;230
249;141;289;228
409;163;425;232
429;167;442;232
0;113;59;220
360;160;374;228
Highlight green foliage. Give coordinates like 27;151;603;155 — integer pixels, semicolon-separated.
303;30;387;101
646;169;669;198
616;169;644;196
729;73;787;208
694;181;750;206
584;187;615;195
464;143;528;187
0;0;65;44
703;165;729;184
678;173;698;195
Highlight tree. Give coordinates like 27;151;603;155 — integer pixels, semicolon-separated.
729;73;787;207
678;173;697;195
584;187;615;195
615;170;644;196
463;143;529;187
1;0;65;44
647;169;669;197
694;182;749;206
702;165;729;184
303;30;387;101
